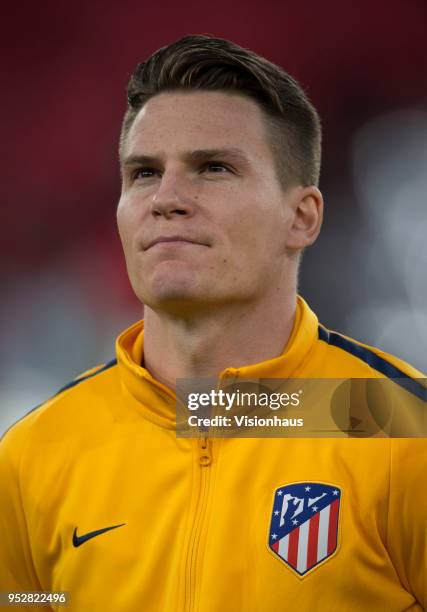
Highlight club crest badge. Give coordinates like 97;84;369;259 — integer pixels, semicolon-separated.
268;482;341;576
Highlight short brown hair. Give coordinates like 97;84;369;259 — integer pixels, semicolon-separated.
120;35;321;187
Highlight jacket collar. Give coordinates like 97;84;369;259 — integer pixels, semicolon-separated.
116;295;318;428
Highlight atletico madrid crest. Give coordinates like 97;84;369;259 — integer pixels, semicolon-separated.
268;482;341;576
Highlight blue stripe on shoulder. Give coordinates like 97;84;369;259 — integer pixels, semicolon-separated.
1;359;118;440
26;358;117;414
55;358;117;396
318;326;426;402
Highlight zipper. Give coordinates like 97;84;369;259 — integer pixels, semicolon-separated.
198;435;212;467
184;435;213;612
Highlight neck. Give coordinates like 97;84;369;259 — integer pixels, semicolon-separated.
143;288;297;389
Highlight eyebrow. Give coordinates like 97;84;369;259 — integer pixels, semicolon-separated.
187;148;250;165
120;147;250;170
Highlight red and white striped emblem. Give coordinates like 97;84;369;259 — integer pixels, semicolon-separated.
268;482;341;576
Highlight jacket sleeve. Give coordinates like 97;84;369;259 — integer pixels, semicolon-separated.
0;425;48;610
388;438;427;608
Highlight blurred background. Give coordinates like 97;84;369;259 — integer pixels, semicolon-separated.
1;0;426;434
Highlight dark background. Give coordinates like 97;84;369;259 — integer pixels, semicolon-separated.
1;0;426;432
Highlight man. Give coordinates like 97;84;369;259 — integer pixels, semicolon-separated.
0;35;425;611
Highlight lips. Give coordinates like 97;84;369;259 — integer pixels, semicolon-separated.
144;235;208;250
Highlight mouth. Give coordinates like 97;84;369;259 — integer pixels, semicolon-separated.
144;236;208;251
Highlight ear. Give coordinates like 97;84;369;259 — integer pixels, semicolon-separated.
285;186;324;250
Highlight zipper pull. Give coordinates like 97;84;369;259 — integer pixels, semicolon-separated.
198;436;212;466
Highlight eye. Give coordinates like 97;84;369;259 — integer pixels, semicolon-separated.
131;167;159;181
202;162;233;174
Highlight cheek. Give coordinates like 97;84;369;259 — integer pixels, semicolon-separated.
227;204;278;246
116;214;138;271
117;197;140;248
229;212;286;267
116;206;129;251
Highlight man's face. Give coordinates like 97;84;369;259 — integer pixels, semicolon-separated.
117;91;298;314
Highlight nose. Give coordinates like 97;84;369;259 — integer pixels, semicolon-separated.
150;170;194;219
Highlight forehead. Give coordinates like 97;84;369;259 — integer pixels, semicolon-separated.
124;91;275;161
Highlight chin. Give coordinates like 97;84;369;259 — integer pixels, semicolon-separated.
135;273;203;310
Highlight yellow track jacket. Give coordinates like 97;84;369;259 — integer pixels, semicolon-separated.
0;296;426;611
